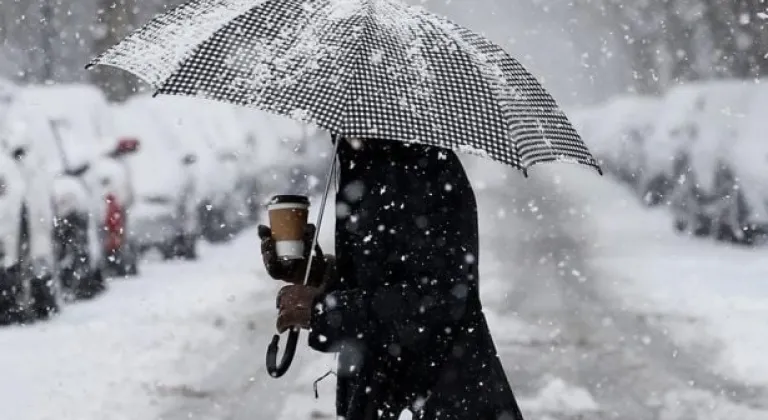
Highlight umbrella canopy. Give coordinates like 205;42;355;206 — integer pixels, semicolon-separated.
88;0;601;176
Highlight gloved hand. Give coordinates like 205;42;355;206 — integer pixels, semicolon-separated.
276;284;321;333
258;224;327;286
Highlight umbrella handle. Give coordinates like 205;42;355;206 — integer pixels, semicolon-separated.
266;328;299;378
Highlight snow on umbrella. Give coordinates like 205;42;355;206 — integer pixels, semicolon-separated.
87;0;602;177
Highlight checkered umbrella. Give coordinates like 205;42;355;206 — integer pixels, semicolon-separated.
87;0;601;176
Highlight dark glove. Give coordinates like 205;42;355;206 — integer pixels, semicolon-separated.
276;284;321;333
258;224;326;286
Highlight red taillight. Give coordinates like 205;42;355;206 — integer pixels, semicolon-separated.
108;137;141;158
104;193;125;252
116;138;140;154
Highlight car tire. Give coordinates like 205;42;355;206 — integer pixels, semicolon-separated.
31;274;60;320
182;235;198;261
201;205;229;243
641;174;672;207
744;224;768;246
113;246;140;277
163;234;198;261
76;267;106;300
1;205;37;325
0;265;35;325
124;259;139;276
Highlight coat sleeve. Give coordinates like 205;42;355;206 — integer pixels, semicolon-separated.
308;214;475;354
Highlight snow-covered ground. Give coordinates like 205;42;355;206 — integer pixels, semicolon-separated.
566;165;768;389
2;157;766;420
0;234;272;420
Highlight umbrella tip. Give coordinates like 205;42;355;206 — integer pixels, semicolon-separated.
84;63;93;70
152;91;160;98
522;168;529;178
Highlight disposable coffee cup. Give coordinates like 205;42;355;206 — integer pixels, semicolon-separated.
267;195;310;260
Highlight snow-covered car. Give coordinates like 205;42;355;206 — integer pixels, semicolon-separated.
682;81;754;244
640;83;706;210
237;110;330;205
112;101;199;260
30;85;141;278
45;86;142;277
0;134;61;322
2;85;122;298
193;104;251;242
135;96;248;243
729;83;768;245
588;95;660;192
86;138;141;276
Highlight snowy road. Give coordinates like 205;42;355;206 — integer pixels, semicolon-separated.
477;165;768;419
2;164;768;420
160;163;768;420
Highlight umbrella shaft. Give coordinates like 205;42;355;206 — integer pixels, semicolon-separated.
302;136;339;286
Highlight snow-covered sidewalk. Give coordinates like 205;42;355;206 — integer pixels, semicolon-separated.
0;233;272;420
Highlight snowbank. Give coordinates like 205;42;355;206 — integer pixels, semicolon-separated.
575;79;768;246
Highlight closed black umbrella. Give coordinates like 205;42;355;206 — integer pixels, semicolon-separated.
88;0;601;177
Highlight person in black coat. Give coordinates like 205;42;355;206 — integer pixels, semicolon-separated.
259;137;524;420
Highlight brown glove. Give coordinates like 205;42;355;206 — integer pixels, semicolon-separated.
273;257;337;333
258;224;329;287
276;284;320;333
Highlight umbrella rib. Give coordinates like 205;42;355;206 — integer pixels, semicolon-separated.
152;0;282;94
337;1;376;137
411;9;521;170
92;0;268;87
422;13;600;174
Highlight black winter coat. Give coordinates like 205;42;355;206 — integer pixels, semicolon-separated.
309;138;524;420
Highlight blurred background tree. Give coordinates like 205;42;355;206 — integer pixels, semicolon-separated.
572;0;768;93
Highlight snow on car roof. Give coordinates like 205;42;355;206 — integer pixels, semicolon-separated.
2;84;112;173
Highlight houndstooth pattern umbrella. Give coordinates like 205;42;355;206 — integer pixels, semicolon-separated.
88;0;602;176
